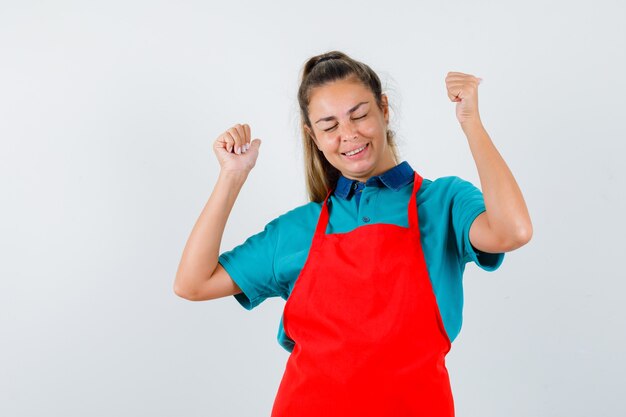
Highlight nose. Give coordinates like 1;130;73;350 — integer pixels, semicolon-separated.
339;123;358;142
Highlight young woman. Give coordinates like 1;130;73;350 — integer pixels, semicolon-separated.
174;50;532;416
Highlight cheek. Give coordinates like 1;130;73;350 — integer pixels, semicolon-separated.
318;140;339;156
360;122;384;139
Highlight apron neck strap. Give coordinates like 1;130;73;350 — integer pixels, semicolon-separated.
408;171;423;231
314;187;333;236
315;170;424;236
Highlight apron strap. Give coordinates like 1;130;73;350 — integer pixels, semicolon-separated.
316;171;423;236
408;171;423;231
314;187;333;236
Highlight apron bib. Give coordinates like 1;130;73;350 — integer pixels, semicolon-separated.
271;171;454;417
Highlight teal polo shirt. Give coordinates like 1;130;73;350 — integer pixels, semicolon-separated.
218;160;505;353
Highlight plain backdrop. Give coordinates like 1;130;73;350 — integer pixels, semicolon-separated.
1;1;624;416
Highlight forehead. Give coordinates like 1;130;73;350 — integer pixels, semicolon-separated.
308;79;373;116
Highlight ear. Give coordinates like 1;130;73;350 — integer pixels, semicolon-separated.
381;94;389;124
305;125;320;149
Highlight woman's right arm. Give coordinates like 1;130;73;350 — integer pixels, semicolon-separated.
173;123;262;301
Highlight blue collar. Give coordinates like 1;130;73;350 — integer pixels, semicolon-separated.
334;160;415;199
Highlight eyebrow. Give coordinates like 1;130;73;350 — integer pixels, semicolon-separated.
314;101;369;124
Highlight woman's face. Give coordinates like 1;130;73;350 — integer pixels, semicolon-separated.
305;77;396;183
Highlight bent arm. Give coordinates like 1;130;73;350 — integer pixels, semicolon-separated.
173;170;248;300
462;121;533;252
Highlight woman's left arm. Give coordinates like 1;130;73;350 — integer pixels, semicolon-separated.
445;72;533;253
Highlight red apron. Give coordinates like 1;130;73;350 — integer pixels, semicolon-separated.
271;171;454;417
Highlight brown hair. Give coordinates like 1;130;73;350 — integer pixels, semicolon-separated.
298;50;401;202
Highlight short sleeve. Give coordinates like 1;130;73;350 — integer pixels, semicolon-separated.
218;217;282;310
449;177;505;271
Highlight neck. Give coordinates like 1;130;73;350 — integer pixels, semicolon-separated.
342;153;397;183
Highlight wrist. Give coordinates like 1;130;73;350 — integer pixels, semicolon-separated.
460;118;485;134
218;169;249;184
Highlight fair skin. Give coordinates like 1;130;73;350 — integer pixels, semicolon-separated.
304;77;397;183
444;71;532;253
173;72;532;301
306;75;532;254
172;125;257;301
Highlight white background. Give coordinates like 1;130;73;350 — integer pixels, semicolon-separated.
1;1;624;416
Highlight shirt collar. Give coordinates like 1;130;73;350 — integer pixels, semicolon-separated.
334;160;415;199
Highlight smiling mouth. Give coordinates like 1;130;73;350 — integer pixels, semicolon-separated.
342;143;369;156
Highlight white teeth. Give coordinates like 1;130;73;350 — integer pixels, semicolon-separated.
344;144;367;156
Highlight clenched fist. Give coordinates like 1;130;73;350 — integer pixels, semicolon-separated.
213;123;262;173
445;72;483;127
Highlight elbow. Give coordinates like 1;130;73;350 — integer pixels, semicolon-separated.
173;282;190;300
491;222;533;253
173;277;200;301
506;223;533;251
517;220;533;245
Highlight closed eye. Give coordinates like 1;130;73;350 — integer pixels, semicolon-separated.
323;114;368;132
